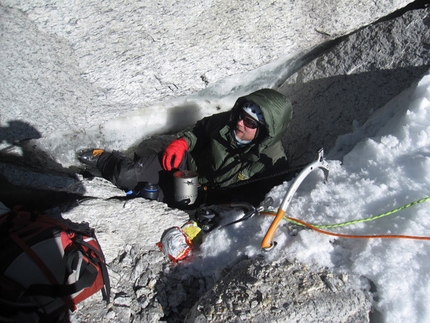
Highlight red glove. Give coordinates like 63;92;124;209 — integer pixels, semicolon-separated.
162;138;189;171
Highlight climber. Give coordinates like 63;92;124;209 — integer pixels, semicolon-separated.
78;88;294;206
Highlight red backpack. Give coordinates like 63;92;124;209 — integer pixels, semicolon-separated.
0;205;110;322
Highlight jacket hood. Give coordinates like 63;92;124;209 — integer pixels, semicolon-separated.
231;89;293;148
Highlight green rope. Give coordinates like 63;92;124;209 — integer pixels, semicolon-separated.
284;196;430;229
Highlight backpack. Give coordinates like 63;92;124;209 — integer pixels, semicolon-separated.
0;205;110;323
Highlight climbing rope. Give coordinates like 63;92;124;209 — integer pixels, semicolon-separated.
285;216;430;240
261;196;430;240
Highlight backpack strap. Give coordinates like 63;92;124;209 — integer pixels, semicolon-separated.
77;236;111;302
24;259;98;297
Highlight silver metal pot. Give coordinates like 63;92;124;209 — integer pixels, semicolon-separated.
173;170;199;205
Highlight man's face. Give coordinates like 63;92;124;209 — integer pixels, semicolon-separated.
235;111;258;142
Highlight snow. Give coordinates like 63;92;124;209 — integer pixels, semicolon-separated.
145;71;430;322
47;68;430;323
263;72;430;322
2;67;428;323
2;2;429;322
2;20;430;319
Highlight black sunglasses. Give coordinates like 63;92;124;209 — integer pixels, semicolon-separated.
238;111;259;129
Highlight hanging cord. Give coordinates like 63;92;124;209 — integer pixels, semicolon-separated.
261;196;430;240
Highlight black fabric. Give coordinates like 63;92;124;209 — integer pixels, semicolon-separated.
204;172;295;206
25;262;97;297
96;151;188;204
95;149;301;207
97;151;163;189
204;161;301;206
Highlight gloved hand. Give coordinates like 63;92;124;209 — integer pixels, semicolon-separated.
162;138;189;171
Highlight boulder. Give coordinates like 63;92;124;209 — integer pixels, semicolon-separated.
279;5;430;166
185;258;372;323
0;0;415;142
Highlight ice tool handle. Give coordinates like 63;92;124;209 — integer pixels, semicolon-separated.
261;149;329;250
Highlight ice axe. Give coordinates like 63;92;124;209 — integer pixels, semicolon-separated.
261;149;329;250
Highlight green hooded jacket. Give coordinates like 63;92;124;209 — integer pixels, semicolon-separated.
180;89;293;189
